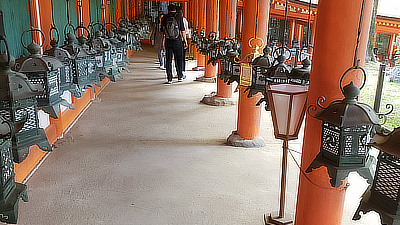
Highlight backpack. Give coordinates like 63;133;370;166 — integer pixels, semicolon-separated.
164;14;180;40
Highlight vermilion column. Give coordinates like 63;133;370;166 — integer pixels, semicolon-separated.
197;0;206;67
236;0;270;140
191;0;199;61
295;0;373;224
217;0;237;98
116;0;122;21
204;0;218;78
29;0;52;51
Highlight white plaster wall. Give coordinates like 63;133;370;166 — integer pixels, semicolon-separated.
38;110;50;129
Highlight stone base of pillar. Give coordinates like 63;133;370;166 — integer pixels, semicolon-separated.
200;92;236;106
227;131;266;148
195;76;216;83
192;67;205;71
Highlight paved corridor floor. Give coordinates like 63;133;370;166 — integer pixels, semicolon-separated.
16;46;380;225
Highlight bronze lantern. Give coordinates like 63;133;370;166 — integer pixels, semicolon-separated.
353;127;400;225
306;67;388;187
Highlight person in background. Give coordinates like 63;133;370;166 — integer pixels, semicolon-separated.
160;4;188;84
150;11;165;69
176;5;190;73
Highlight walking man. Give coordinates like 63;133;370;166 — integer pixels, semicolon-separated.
161;4;188;84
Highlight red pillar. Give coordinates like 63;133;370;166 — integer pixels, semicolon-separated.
204;0;218;78
236;0;270;140
190;0;199;61
197;0;206;67
217;0;237;98
294;0;374;224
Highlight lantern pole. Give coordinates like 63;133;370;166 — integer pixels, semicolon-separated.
279;93;293;218
279;139;289;218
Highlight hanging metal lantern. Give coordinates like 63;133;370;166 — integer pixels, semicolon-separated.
353;127;400;225
13;28;73;119
244;47;274;98
107;30;129;76
44;26;81;98
239;38;263;87
266;47;292;84
206;32;219;66
0;37;51;163
288;58;311;85
306;67;391;187
89;26;122;82
62;30;98;93
76;26;101;88
0;116;28;224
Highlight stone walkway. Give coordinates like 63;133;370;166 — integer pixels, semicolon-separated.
15;45;380;225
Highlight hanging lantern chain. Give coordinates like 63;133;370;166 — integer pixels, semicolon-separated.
231;0;237;39
353;0;366;68
27;0;34;28
282;0;289;47
306;0;312;48
66;0;71;24
50;0;55;26
254;0;260;39
78;0;84;26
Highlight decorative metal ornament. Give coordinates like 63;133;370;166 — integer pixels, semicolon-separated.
0;37;51;163
14;28;73;119
306;67;392;187
353;127;400;225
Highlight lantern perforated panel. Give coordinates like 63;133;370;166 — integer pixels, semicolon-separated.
373;154;400;201
321;122;340;156
344;135;353;155
0;139;13;186
0;139;15;202
28;77;47;99
76;60;88;78
0;101;11;121
321;122;369;166
15;106;36;133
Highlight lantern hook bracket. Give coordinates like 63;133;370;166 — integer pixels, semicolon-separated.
21;27;46;49
339;65;367;95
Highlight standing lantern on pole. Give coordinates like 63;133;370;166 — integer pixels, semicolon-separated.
265;84;309;225
353;127;400;225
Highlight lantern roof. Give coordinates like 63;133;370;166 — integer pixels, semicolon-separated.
370;127;400;157
44;46;72;63
313;82;380;127
0;53;43;101
14;42;64;73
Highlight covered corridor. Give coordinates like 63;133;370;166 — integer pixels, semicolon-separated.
14;46;378;225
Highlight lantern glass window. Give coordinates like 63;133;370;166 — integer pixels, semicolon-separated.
267;84;308;140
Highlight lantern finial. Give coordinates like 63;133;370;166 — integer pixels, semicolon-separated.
342;82;360;104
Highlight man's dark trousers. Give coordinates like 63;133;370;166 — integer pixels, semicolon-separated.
165;38;184;82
